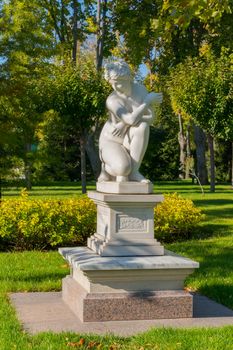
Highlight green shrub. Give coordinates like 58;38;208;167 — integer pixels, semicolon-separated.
0;191;96;250
154;193;205;242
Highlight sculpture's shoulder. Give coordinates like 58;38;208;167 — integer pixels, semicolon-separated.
106;91;123;110
106;91;117;103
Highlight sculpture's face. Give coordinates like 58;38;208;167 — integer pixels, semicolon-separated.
111;77;132;96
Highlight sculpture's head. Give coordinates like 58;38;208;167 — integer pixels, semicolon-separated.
104;61;132;96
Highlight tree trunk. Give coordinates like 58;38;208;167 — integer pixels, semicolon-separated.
24;143;32;190
80;135;87;194
85;133;101;179
207;133;215;193
177;113;186;179
96;0;107;71
185;123;191;179
25;162;32;190
193;124;208;185
72;0;78;63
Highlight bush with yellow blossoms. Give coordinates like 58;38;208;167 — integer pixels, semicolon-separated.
0;190;96;250
154;193;205;242
0;191;205;250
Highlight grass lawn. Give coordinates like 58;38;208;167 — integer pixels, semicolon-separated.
0;181;233;349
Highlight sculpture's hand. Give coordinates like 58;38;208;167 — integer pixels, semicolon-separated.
112;121;127;137
144;92;163;106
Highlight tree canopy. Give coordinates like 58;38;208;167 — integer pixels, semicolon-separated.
0;0;233;190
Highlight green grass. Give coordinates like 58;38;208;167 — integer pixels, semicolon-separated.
1;182;95;199
0;181;233;349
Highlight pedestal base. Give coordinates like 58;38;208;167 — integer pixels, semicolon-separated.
59;247;199;322
62;276;193;322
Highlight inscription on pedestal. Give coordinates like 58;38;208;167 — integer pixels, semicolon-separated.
116;213;147;233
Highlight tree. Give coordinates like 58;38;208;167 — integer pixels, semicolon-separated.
110;0;232;68
50;59;109;193
168;48;233;191
0;0;56;189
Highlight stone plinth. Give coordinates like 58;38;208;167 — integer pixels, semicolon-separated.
59;247;199;322
62;276;193;322
87;190;164;256
96;181;153;194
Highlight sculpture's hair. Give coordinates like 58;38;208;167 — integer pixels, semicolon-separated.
104;61;132;81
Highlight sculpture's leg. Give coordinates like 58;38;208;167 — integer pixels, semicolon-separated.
127;122;150;182
99;141;131;180
116;176;128;182
98;162;112;182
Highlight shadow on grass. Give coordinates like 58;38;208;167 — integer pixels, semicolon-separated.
197;284;233;310
170;242;233;309
202;208;233;219
193;199;233;221
194;199;233;206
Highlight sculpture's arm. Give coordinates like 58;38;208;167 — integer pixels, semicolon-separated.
137;92;163;125
106;96;149;126
129;92;162;126
139;108;155;125
112;121;129;137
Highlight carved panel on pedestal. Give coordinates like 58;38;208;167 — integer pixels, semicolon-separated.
116;212;148;234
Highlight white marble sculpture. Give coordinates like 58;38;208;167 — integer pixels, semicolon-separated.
98;61;163;183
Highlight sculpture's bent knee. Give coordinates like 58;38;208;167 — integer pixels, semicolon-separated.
100;141;132;177
109;158;131;177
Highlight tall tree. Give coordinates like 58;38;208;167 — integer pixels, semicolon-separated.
169;48;233;191
50;58;109;193
0;0;55;188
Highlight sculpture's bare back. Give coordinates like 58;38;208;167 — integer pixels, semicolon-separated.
98;61;163;183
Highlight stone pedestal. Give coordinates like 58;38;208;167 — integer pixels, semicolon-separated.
59;182;199;322
87;190;164;256
59;247;199;322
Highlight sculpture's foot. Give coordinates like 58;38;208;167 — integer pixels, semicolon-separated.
129;171;150;183
116;176;128;182
98;169;111;183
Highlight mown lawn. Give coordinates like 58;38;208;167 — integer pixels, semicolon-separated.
0;181;233;349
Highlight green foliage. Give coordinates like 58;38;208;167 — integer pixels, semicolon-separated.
141;82;180;181
111;1;160;66
51;59;109;130
168;48;233;139
33;111;83;181
111;0;232;73
154;193;205;242
0;191;96;250
34;58;110;183
160;0;231;29
141;126;180;181
0;0;56;188
215;140;232;182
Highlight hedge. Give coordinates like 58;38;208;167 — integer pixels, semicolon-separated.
0;191;204;250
